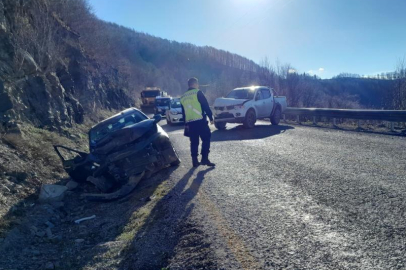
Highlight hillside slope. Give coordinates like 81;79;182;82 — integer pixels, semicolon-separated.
1;0;399;135
0;0;132;132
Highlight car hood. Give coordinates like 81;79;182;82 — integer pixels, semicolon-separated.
213;98;249;107
91;119;156;155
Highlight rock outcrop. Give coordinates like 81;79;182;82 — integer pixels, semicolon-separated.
0;0;132;132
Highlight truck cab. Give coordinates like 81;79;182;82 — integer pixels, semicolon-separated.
140;87;168;107
213;86;287;130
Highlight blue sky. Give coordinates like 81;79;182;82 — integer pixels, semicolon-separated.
89;0;406;79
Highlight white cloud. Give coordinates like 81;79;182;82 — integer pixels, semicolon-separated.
288;68;296;74
318;68;325;72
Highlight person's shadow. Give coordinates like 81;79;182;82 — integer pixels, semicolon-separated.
118;166;215;270
211;124;294;142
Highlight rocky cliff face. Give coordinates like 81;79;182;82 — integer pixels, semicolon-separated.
0;0;132;133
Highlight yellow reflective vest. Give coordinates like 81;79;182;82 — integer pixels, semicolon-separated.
180;89;203;123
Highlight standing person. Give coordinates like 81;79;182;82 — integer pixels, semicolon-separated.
180;77;215;168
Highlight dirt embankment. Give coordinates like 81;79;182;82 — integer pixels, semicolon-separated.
0;117;155;269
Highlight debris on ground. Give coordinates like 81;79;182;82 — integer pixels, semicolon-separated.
65;180;79;191
38;185;68;203
74;215;96;224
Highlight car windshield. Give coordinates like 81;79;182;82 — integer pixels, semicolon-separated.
171;99;182;108
89;111;147;143
156;99;170;106
142;91;160;97
226;89;255;99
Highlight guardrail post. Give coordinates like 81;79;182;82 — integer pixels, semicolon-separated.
333;118;337;127
283;114;286;123
357;120;361;129
313;116;316;125
391;122;395;132
296;115;300;124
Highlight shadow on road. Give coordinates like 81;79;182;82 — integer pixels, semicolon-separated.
211;124;294;142
119;166;215;269
160;121;185;133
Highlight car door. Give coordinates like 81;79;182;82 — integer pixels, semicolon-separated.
253;90;266;118
260;88;274;117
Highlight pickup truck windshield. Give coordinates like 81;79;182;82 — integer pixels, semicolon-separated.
89;111;147;143
226;89;255;99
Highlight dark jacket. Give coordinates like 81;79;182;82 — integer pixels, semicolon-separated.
181;88;213;126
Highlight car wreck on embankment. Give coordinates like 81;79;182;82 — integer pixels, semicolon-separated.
54;108;180;202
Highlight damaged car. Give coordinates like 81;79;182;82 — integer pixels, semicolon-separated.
54;108;180;201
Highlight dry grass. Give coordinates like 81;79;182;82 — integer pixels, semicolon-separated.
0;111;121;237
2;125;86;179
0;108;121;180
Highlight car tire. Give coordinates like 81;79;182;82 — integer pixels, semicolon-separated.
171;158;181;166
170;151;181;166
243;109;256;129
215;122;226;130
271;106;281;125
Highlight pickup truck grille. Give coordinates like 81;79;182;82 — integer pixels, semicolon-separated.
216;113;234;119
215;106;234;111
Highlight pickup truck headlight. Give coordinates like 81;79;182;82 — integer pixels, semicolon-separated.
170;110;178;115
234;104;244;110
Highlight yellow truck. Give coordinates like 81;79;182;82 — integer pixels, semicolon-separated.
140;87;168;107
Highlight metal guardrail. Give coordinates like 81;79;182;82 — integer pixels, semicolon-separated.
284;107;406;131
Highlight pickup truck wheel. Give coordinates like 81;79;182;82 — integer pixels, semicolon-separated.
215;122;226;130
271;107;281;125
243;109;256;129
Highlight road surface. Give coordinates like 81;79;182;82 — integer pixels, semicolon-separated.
143;119;406;270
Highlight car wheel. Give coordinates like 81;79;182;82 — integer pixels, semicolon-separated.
243;109;256;129
170;147;181;166
171;158;181;166
271;107;281;125
215;122;226;130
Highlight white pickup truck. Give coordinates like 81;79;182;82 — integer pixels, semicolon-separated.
213;86;287;130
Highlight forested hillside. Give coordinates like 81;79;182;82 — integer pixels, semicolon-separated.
1;0;405;132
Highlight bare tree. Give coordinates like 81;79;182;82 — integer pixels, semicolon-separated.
391;58;406;109
10;0;63;72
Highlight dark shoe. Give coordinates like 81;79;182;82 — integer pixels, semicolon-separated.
201;160;215;166
201;156;215;167
192;157;200;168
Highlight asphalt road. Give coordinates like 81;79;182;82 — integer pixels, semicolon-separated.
159;119;406;270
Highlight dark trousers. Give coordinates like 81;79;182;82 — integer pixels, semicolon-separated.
188;121;211;158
